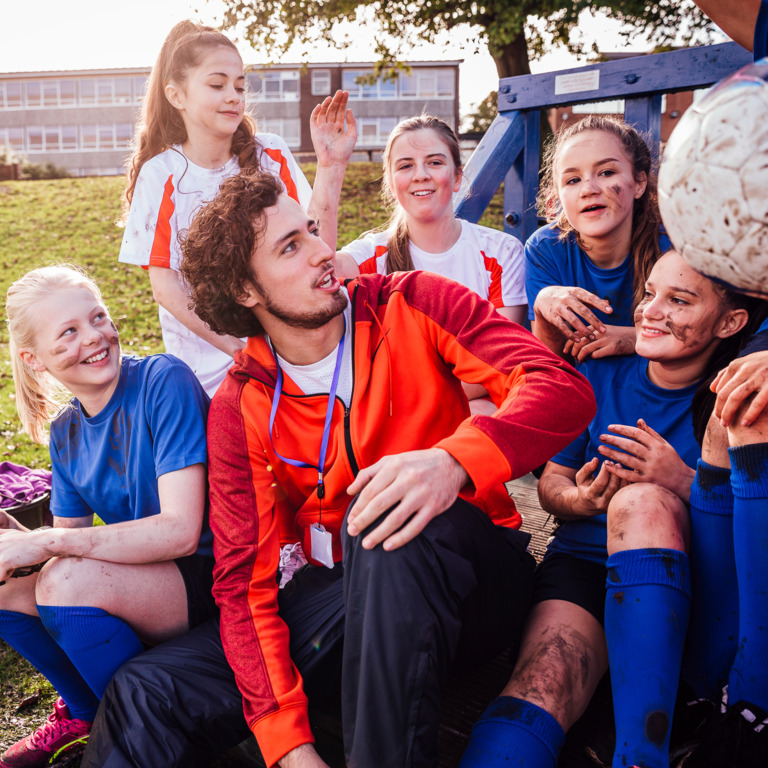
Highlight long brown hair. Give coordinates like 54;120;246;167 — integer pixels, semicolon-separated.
538;115;662;307
381;115;462;273
122;20;261;218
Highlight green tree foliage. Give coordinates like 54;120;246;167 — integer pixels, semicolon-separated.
219;0;716;80
466;91;498;133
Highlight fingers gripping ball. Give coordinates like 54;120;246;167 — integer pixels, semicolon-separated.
658;59;768;297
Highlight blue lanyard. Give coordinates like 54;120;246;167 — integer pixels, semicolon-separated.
267;316;346;501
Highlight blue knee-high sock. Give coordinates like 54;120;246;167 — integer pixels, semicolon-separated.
605;548;691;768
728;442;768;710
0;609;99;720
37;605;144;699
682;460;738;701
458;696;564;768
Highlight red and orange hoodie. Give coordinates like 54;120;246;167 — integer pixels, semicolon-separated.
207;270;596;767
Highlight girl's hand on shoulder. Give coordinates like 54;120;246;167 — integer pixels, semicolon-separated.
563;325;636;363
712;350;768;427
599;419;695;501
573;457;625;515
310;90;357;168
533;286;611;343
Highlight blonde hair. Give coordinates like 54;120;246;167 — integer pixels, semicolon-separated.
381;115;462;273
6;265;103;444
122;20;261;217
538;115;662;307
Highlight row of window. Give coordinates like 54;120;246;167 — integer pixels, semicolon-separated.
0;77;147;110
1;67;455;111
1;112;454;158
245;68;455;101
340;69;454;100
1;123;133;153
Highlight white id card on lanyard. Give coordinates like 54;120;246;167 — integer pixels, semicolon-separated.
310;523;334;569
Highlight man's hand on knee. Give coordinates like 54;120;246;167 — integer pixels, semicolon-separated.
279;743;329;768
346;449;469;551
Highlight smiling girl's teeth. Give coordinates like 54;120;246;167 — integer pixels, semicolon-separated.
85;350;108;364
413;190;432;196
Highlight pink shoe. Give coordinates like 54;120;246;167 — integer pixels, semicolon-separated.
0;698;92;767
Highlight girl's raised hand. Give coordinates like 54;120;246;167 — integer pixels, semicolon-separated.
533;285;611;343
563;324;637;363
310;90;358;168
599;419;695;501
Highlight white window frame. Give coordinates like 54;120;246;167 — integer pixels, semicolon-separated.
311;69;331;96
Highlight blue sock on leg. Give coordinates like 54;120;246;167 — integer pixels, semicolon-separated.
37;605;144;699
728;442;768;711
0;609;99;720
458;696;564;768
605;548;691;768
682;460;738;701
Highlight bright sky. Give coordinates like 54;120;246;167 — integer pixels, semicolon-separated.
1;0;722;117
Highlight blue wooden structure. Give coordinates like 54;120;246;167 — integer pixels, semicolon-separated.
455;42;753;243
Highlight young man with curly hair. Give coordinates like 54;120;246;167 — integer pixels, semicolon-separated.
83;171;595;768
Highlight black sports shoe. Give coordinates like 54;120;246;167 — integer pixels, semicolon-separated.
679;699;768;768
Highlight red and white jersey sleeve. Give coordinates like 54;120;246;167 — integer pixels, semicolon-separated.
340;220;526;309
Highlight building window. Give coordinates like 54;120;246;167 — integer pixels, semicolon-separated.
99;124;115;149
26;82;42;108
60;80;77;106
27;126;43;151
312;70;331;96
247;70;300;102
399;69;455;99
81;124;97;149
116;123;133;148
133;76;147;103
43;82;60;107
115;78;131;104
258;118;301;148
357;116;397;146
97;79;114;105
2;83;22;109
7;127;24;151
44;126;61;151
80;80;96;105
62;125;77;150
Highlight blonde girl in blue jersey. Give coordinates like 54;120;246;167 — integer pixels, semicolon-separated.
119;20;357;396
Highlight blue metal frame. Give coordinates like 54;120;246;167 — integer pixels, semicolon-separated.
455;42;752;243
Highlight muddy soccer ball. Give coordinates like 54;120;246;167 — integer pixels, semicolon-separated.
658;59;768;297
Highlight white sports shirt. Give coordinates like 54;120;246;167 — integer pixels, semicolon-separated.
341;219;526;309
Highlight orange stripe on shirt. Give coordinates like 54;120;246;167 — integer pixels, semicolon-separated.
482;250;504;308
148;174;176;269
263;148;299;203
358;245;388;274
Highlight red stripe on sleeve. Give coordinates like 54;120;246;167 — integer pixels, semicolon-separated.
263;148;300;203
148;175;175;269
482;250;504;308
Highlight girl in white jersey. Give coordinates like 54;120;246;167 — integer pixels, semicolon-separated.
338;115;527;324
119;20;356;396
338;115;526;414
